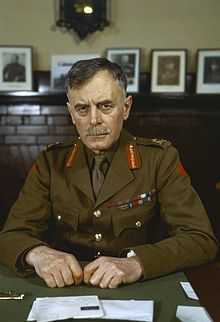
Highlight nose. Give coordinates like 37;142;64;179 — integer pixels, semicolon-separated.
90;105;102;125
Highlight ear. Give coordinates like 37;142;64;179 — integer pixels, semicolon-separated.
123;95;132;120
66;101;76;125
66;101;71;112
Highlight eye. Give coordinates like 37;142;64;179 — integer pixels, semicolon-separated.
99;103;113;113
75;105;89;116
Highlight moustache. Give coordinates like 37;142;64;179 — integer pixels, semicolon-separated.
86;127;111;136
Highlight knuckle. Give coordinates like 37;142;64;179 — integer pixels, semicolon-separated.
64;253;72;261
45;276;56;288
74;271;82;279
83;266;89;274
41;267;51;276
57;281;65;288
117;270;124;277
100;283;106;288
90;280;96;286
98;256;107;263
74;275;83;285
56;258;66;266
109;263;117;270
66;278;74;286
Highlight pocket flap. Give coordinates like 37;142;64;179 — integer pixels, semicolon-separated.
53;207;79;231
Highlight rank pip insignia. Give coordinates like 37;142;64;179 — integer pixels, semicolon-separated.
152;138;167;145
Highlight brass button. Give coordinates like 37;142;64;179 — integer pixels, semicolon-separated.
136;220;142;229
95;233;102;242
94;251;101;259
93;209;101;218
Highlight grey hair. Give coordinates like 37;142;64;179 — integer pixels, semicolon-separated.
65;57;127;95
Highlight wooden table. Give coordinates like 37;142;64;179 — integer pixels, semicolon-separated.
186;260;220;321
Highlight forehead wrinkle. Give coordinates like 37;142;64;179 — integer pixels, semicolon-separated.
72;88;116;106
68;71;125;105
73;96;113;107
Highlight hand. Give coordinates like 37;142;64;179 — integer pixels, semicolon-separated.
25;246;83;288
83;256;143;288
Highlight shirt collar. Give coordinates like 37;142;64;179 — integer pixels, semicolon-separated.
84;140;119;171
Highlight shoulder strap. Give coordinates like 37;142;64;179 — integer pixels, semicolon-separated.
136;137;172;149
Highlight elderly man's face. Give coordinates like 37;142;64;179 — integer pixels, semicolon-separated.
67;70;132;154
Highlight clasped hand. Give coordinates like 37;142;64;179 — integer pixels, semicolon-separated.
26;246;143;288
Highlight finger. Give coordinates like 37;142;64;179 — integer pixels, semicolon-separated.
68;256;83;285
35;265;57;288
60;266;75;286
43;273;57;288
89;266;106;286
99;272;114;289
108;274;123;289
52;270;65;288
99;267;123;288
83;259;100;284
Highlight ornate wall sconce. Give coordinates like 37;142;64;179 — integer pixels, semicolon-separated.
55;0;110;40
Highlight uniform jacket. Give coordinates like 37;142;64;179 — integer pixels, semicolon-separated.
0;130;218;279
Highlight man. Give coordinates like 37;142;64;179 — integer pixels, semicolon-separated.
158;56;179;86
3;54;26;82
0;58;218;289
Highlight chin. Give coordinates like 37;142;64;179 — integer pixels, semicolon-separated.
86;136;112;151
90;141;113;153
90;143;109;152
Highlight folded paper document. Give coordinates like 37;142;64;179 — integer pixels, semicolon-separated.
180;282;199;300
27;296;154;322
101;299;153;322
27;295;104;322
176;305;213;322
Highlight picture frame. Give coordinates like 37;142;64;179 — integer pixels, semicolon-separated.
0;46;33;91
106;48;140;93
151;49;187;93
196;49;220;94
51;54;100;91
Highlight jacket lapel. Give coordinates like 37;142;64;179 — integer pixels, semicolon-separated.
65;130;137;205
65;140;95;202
95;130;136;207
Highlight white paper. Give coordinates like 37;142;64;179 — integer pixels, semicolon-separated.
180;282;199;300
176;305;213;322
101;299;154;322
27;297;154;322
27;295;104;322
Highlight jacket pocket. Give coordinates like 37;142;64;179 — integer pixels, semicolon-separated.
53;206;79;232
112;203;155;237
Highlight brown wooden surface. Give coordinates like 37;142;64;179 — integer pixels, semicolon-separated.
186;260;220;321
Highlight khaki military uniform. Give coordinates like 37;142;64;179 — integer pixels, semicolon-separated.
0;130;218;279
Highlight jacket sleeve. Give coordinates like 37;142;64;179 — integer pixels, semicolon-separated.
132;145;218;280
0;150;51;274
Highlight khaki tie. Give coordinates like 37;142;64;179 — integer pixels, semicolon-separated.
92;155;106;198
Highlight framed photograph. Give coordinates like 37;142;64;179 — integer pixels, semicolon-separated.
0;46;33;91
106;48;140;93
151;49;187;93
196;49;220;94
51;54;100;91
